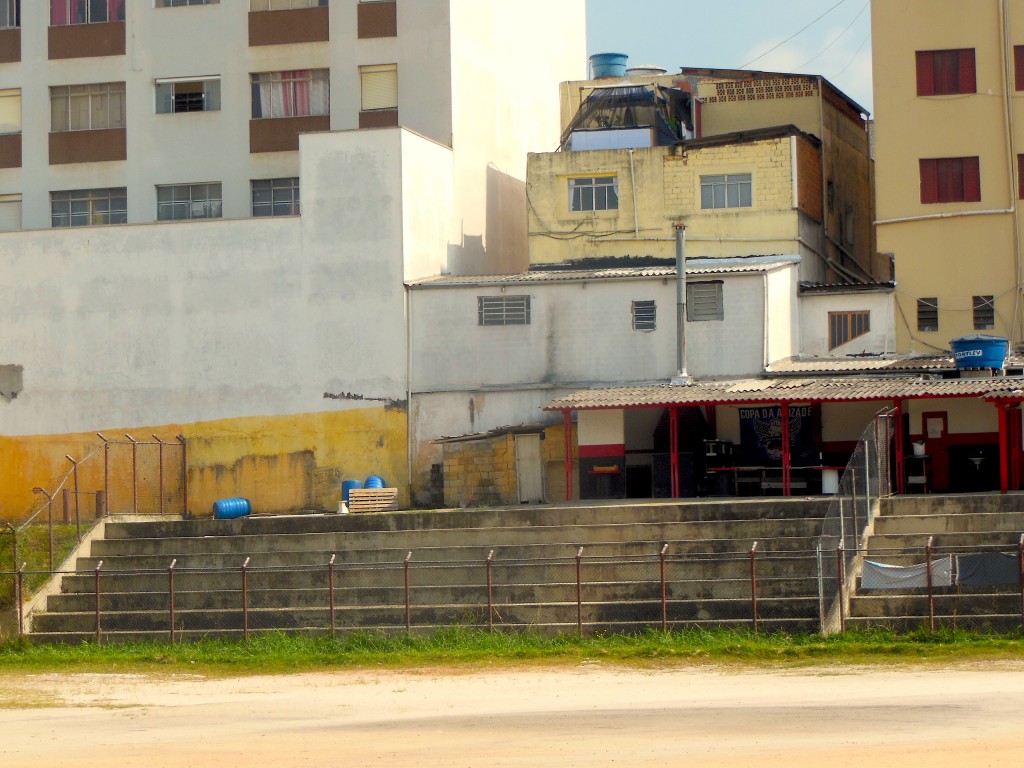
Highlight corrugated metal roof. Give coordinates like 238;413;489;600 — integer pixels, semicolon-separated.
769;354;1024;374
408;255;800;288
544;376;1024;410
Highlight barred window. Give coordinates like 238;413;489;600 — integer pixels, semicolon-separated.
50;83;126;132
478;295;530;326
156;183;222;221
252;177;299;216
917;297;938;332
156;78;221;114
569;176;618;212
828;310;870;350
51;188;127;228
632;300;656;331
700;173;752;209
686;281;724;321
973;295;995;330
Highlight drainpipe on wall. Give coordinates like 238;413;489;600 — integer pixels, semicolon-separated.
670;224;691;386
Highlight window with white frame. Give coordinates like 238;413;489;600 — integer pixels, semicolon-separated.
0;193;21;231
569;176;618;212
252;178;299;216
478;295;531;326
631;300;656;331
0;89;20;134
700;173;752;210
1;0;19;29
50;0;125;25
360;64;398;112
51;188;126;227
251;70;329;119
157;0;219;6
250;0;327;11
156;183;222;221
156;77;221;114
686;281;724;321
50;83;125;132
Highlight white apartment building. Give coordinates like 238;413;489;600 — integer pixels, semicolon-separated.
0;0;585;517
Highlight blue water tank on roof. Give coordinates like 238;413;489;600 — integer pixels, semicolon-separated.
950;334;1009;369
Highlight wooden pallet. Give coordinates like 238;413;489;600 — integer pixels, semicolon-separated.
347;488;399;514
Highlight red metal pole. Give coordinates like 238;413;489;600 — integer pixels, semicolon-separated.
154;436;165;515
998;404;1009;495
168;559;177;644
925;537;935;632
127;435;139;516
894;400;906;495
562;411;573;502
1018;535;1023;627
94;560;103;644
750;541;759;634
781;402;792;496
98;434;110;515
178;435;189;517
242;557;250;640
404;551;412;634
16;563;24;638
837;544;846;633
328;554;336;638
575;547;584;635
660;544;668;632
486;550;494;632
669;407;680;498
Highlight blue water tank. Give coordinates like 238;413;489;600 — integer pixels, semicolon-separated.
213;497;251;520
341;479;363;502
364;475;385;489
951;334;1009;369
590;52;628;78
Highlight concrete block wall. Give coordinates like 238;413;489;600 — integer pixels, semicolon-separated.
442;434;517;507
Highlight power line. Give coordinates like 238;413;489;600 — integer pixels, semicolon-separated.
795;1;869;71
740;0;853;69
830;30;871;79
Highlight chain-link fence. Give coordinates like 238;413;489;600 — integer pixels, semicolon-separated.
818;411;895;632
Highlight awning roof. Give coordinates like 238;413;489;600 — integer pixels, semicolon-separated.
544;376;1024;411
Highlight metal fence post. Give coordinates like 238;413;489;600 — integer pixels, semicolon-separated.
127;435;139;516
66;454;81;540
404;551;412;634
486;550;494;632
1019;534;1024;627
97;433;110;515
177;435;188;517
837;544;846;633
328;554;336;638
94;560;103;644
660;544;669;632
168;559;177;645
575;547;584;635
750;541;760;634
816;544;825;634
16;563;25;638
241;557;250;640
153;436;166;516
925;537;935;632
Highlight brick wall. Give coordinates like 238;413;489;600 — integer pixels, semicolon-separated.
442;434;518;507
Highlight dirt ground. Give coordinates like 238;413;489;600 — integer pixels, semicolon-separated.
2;663;1023;767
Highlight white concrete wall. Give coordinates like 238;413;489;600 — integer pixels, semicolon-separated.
800;290;896;357
764;267;799;366
0;128;428;436
686;272;768;379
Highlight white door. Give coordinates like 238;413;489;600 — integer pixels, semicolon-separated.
515;434;544;503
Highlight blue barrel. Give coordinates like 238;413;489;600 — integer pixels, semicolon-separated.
341;479;363;502
951;334;1009;369
590;52;628;78
364;475;385;489
213;497;251;520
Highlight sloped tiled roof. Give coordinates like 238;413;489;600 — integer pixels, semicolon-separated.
544;376;1024;410
769;354;1024;375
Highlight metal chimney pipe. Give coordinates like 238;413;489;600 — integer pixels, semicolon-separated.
671;224;691;386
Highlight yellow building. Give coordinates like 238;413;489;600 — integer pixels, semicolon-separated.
872;0;1024;351
533;68;881;282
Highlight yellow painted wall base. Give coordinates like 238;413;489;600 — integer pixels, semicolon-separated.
0;407;408;523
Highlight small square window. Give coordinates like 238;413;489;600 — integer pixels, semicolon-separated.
687;281;724;322
917;298;939;332
916;49;976;96
973;295;995;330
632;300;656;331
252;177;299;216
478;295;530;326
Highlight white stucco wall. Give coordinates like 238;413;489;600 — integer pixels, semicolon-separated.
799;290;896;357
764;267;799;366
578;410;625;447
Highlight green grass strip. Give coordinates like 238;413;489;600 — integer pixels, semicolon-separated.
2;627;1023;676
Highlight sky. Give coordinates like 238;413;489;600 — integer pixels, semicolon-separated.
586;0;874;113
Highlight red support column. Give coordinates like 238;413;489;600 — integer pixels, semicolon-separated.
669;407;680;498
998;402;1009;495
563;410;574;502
894;400;906;495
780;402;791;496
1012;406;1022;491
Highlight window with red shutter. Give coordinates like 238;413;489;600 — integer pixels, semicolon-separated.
916;49;976;95
920;157;981;203
1016;46;1024;90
